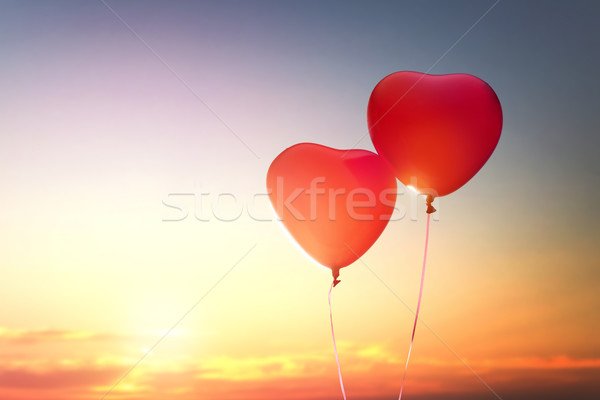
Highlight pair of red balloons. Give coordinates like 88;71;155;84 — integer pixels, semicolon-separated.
267;72;503;279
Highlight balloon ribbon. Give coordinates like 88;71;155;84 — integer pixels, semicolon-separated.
398;211;431;400
329;280;347;400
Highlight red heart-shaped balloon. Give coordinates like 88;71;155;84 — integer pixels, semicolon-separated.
368;71;502;197
267;143;397;279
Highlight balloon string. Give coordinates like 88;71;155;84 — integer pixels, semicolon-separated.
398;212;431;400
329;281;347;400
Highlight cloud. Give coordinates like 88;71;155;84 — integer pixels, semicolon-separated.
0;335;598;400
0;327;118;345
0;367;120;390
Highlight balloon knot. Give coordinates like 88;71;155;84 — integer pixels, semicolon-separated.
332;268;341;287
426;194;436;214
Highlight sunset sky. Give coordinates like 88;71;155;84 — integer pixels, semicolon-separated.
1;1;599;399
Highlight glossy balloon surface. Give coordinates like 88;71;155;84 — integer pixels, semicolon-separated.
368;71;502;197
267;143;397;276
